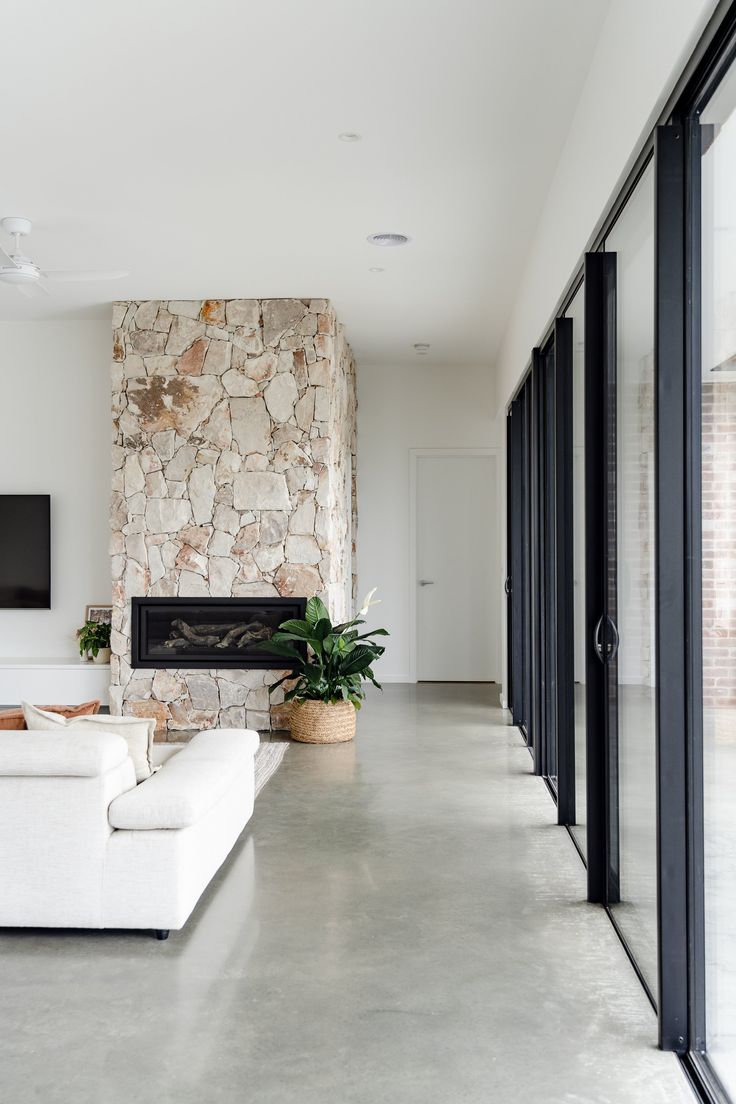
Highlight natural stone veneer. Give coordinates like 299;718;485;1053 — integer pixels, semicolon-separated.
110;299;357;733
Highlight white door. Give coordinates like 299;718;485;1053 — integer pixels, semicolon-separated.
415;454;497;681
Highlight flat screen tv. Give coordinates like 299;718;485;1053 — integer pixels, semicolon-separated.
0;495;51;609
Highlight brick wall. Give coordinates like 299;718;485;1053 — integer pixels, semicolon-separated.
702;379;736;707
616;359;655;687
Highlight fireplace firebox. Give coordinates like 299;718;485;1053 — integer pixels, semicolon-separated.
130;597;306;669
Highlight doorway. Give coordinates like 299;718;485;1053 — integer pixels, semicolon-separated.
411;451;499;683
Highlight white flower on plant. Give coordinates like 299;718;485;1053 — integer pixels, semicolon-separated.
358;587;381;617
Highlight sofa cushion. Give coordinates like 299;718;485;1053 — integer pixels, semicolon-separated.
0;730;130;777
0;700;101;731
22;703;155;782
108;729;259;830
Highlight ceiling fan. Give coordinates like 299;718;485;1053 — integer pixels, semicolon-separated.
0;217;128;297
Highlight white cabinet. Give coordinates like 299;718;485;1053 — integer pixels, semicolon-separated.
0;659;110;707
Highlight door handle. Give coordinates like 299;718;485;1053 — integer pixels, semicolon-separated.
594;615;605;663
419;579;435;587
593;614;620;664
504;576;512;596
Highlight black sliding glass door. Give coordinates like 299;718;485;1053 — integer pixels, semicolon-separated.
566;283;587;854
583;160;658;996
504;8;736;1094
506;328;575;816
606;162;658;995
681;42;736;1096
521;382;533;743
540;341;558;788
507;391;527;734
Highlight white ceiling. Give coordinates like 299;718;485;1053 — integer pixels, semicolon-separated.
0;0;609;366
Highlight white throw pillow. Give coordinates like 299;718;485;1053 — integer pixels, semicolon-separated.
22;702;155;782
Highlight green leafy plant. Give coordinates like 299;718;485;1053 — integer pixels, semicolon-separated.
76;619;111;659
257;593;388;708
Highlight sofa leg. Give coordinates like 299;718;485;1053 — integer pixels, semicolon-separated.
154;929;170;941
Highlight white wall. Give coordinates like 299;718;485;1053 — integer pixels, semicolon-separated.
495;0;720;410
357;362;504;683
0;321;111;658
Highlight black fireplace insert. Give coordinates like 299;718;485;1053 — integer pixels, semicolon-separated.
130;596;307;669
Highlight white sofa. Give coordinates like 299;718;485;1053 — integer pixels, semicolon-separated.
0;727;259;939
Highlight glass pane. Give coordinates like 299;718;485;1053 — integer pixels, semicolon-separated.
605;161;658;993
701;60;736;1096
566;283;586;852
543;345;558;784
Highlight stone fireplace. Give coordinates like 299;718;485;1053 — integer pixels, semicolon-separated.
110;298;357;733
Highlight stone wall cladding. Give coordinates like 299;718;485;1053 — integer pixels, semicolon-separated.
110;298;357;733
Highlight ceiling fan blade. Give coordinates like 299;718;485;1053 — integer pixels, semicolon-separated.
15;281;50;298
43;269;128;283
0;244;19;269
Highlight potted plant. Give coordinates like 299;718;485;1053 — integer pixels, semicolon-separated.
258;591;388;743
76;619;112;664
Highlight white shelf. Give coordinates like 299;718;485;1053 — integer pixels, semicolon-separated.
0;658;110;669
0;658;110;706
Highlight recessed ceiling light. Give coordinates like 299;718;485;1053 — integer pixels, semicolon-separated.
414;343;430;355
338;132;361;142
369;266;385;273
367;233;409;247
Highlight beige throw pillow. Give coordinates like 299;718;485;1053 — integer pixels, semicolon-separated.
21;702;155;783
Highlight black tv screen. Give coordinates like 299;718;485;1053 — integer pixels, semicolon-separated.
0;495;51;609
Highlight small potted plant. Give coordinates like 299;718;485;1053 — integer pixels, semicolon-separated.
259;591;388;743
76;619;112;665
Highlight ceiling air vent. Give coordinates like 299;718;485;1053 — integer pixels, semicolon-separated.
367;233;410;247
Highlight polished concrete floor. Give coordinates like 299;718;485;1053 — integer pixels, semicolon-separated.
703;705;736;1094
0;683;694;1103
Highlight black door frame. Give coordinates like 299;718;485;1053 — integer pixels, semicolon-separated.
506;409;514;719
554;317;576;826
657;11;736;1084
583;249;618;906
507;398;526;729
506;327;577;813
541;338;558;790
654;122;691;1054
522;378;534;745
530;352;544;773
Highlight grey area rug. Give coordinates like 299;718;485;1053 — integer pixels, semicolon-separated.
254;741;288;798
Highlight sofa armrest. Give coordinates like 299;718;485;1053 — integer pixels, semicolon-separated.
108;729;258;830
0;731;130;777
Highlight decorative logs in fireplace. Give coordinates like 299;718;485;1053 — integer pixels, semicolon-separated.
131;597;307;669
165;618;273;651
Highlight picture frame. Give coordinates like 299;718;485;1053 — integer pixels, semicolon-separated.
85;604;113;626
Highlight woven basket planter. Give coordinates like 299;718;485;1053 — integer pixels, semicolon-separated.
289;700;356;744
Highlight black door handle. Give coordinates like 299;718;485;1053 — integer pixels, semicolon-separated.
594;614;620;664
594;615;605;663
504;576;512;596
